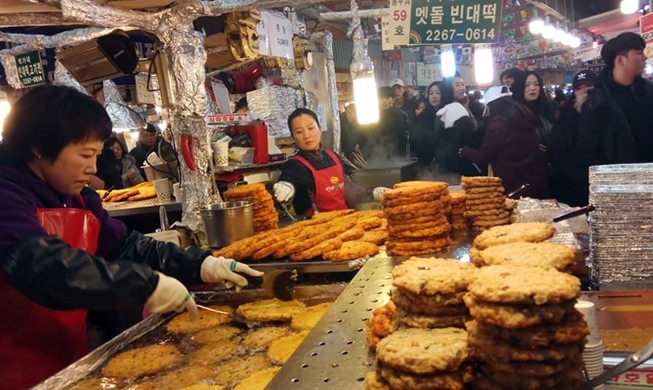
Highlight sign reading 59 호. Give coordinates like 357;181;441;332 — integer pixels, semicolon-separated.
386;0;503;46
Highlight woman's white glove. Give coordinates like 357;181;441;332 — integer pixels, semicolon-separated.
201;256;264;291
273;181;295;203
145;271;198;320
372;187;390;202
436;102;470;128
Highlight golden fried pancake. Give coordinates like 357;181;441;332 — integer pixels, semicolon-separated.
213;355;271;386
242;326;290;349
166;305;233;333
191;325;241;345
236;299;306;322
101;344;181;378
268;330;310;363
234;367;280;390
291;302;332;330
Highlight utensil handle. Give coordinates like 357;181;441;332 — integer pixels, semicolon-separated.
158;206;169;231
553;205;595;223
196;304;231;315
506;183;530;199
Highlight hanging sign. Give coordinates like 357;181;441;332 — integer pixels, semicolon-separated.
257;10;272;56
386;0;412;49
391;0;503;46
268;13;294;60
640;13;653;59
416;62;442;85
14;51;45;88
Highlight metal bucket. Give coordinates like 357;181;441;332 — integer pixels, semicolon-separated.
201;201;254;248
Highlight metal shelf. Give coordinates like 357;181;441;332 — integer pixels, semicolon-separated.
102;199;182;217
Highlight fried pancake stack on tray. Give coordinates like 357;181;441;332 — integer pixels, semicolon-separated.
449;190;468;230
460;176;510;232
367;327;474;390
382;181;453;256
391;258;473;332
464;226;589;390
223;183;278;233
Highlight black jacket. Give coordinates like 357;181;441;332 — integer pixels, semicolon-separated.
549;98;588;206
577;69;653;167
411;107;439;165
434;116;486;176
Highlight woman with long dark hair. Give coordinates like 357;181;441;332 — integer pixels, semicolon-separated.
434;74;484;177
411;82;442;170
510;71;555;151
459;86;549;198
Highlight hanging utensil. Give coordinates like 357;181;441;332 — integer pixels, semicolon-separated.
102;186;115;200
158;206;169;231
553;205;595;223
582;336;653;390
506;183;531;199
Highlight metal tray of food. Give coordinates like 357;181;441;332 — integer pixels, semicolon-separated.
266;238;473;389
33;285;347;390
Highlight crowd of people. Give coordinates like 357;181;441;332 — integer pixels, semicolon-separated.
341;32;652;205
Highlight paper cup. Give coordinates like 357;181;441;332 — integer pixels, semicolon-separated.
576;300;602;345
212;141;229;167
153;178;172;202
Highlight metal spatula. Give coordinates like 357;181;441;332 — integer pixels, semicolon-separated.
582;335;653;389
193;298;260;328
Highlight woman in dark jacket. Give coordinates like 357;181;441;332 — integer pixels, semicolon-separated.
412;82;442;171
435;74;485;177
460;86;549;199
510;70;556;151
0;85;262;389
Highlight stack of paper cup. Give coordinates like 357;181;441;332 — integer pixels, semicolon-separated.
576;300;605;390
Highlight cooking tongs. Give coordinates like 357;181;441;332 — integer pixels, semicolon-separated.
582;336;653;389
506;183;530;199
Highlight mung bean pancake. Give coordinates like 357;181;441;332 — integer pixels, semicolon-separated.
472;222;556;250
376;328;468;374
463;295;574;329
242;326;290;349
291;302;332;330
379;364;474;390
234;367;280;390
236;299;305;322
101;344;181;378
190;325;241;345
470;242;576;272
166;305;233;333
268;330;310;363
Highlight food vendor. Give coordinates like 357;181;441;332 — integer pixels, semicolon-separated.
273;108;386;215
0;85;263;390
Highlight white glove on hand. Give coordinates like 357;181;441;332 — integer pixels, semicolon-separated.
436;102;470;128
145;272;197;320
201;256;264;291
372;187;390;202
273;181;295;203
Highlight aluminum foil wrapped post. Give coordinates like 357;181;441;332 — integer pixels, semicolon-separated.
281;9;305;89
102;80;123;104
248;85;302;138
309;30;341;153
157;28;218;232
53;60;89;95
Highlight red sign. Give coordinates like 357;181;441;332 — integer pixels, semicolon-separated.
206;113;249;124
640;13;653;58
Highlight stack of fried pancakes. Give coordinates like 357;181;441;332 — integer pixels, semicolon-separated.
460;176;510;232
382;181;453;256
367;326;474;390
223;183;278;232
449;191;468;230
391;257;473;332
465;234;588;389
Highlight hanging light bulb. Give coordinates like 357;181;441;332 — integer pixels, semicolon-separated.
441;49;456;78
562;33;574;46
552;28;566;43
349;8;378;125
570;36;582;49
529;19;545;35
621;0;639;14
542;24;556;39
474;46;494;85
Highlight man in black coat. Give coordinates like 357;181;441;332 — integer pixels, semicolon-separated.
573;32;653;204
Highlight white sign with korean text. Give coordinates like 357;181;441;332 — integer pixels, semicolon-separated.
257;10;272;56
388;0;411;47
416;62;442;85
268;13;294;60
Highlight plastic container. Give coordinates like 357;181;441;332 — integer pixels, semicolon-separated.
201;201;254;248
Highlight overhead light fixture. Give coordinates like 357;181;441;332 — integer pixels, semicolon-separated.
552;28;566;43
350;24;378;125
474;46;494;85
442;49;456;78
542;24;556;40
56;30;138;85
621;0;639;14
529;19;545;35
570;36;582;48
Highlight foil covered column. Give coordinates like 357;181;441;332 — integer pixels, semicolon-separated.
53;60;89;95
158;27;217;232
310;30;341;153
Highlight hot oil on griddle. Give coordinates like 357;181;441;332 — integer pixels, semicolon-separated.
64;292;340;390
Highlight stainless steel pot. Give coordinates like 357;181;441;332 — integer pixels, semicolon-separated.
201;201;254;248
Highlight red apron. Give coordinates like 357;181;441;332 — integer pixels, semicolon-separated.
0;195;101;390
293;149;348;214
